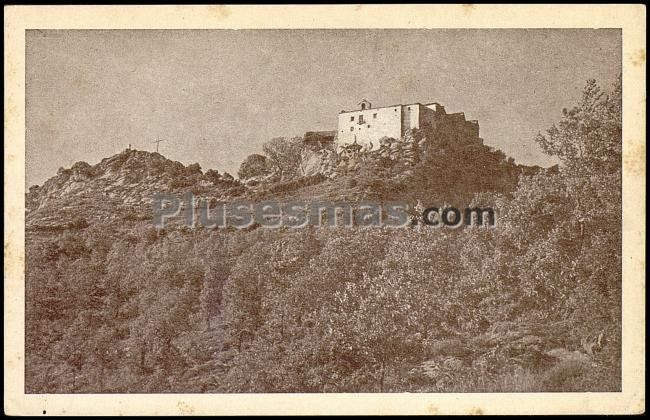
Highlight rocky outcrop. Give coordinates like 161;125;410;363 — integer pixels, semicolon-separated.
372;129;424;167
26;148;245;228
298;147;339;178
329;129;428;177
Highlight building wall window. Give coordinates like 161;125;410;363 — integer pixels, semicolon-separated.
367;125;370;128
373;113;377;118
350;116;355;121
350;127;354;132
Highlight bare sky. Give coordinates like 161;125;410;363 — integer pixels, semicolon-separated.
26;29;621;186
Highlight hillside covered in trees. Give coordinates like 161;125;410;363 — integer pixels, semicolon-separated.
26;80;621;393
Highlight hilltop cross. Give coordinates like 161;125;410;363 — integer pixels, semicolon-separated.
152;138;165;153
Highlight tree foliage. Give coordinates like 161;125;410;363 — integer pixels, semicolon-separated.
237;153;272;180
262;136;303;181
536;78;621;174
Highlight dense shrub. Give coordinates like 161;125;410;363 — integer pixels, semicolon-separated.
238;154;272;180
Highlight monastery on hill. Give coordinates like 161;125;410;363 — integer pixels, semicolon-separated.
336;99;480;149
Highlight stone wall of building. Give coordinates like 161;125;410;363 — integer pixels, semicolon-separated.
304;131;336;149
336;105;402;147
401;104;420;135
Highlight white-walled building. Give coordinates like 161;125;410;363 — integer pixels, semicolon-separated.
336;99;479;148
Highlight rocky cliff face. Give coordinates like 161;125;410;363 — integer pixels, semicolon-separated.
332;130;421;189
298;128;427;179
298;147;339;178
26;149;244;229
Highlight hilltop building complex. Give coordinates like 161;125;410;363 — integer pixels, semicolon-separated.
336;99;480;149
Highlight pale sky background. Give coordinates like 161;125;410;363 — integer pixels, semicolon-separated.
26;29;621;187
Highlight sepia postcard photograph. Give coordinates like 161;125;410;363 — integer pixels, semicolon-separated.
4;4;646;416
